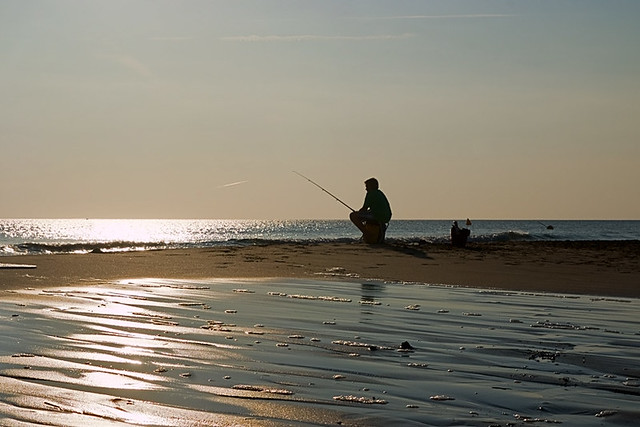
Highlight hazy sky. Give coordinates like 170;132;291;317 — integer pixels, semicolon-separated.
1;0;639;219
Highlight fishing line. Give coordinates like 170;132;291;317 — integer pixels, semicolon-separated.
293;171;355;212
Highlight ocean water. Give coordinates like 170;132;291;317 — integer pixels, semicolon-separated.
1;219;638;256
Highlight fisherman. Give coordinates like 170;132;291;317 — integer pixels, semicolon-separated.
349;178;392;243
451;220;471;248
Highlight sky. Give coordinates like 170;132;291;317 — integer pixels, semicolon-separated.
1;0;639;220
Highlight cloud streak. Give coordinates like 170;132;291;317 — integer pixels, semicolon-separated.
218;180;249;189
221;33;414;42
95;51;154;79
113;55;154;78
353;14;515;20
148;36;194;42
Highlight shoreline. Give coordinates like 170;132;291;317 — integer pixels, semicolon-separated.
1;240;638;298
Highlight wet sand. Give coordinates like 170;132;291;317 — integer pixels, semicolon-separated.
1;241;639;425
1;241;639;297
1;278;639;426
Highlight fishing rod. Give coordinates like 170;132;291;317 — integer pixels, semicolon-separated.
293;171;355;212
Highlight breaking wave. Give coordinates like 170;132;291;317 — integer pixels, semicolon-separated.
0;238;359;256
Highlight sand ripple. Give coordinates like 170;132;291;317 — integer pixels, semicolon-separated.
1;278;639;426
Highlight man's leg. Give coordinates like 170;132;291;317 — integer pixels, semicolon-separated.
349;211;368;234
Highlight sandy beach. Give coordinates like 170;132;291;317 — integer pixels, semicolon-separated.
1;241;639;297
1;241;639;426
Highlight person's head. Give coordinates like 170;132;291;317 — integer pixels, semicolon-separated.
364;178;379;191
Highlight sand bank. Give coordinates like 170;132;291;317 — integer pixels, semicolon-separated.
1;241;639;297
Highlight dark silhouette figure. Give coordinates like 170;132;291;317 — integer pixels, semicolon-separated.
349;178;392;244
451;221;471;248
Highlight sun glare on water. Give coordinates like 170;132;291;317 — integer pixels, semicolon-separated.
89;219;170;243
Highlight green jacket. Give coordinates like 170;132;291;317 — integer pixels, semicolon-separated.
363;189;392;224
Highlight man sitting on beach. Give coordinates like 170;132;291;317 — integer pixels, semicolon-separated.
451;221;471;247
349;177;392;244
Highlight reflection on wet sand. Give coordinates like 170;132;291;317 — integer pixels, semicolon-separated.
1;278;639;426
